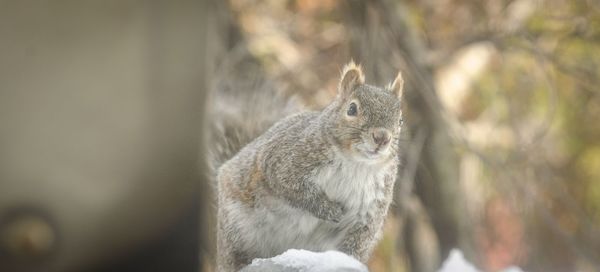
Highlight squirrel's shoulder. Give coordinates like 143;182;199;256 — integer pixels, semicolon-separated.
248;110;321;152
224;110;321;162
262;111;320;137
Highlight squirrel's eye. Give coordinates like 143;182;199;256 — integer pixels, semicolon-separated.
347;102;358;116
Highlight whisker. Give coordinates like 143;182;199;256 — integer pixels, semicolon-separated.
345;125;366;132
336;132;362;139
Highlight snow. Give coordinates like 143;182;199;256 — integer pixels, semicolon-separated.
501;267;525;272
438;249;525;272
240;249;368;272
241;248;525;272
437;249;480;272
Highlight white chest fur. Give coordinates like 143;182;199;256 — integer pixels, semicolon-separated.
313;156;388;219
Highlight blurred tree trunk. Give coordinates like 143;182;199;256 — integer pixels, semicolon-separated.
343;0;476;270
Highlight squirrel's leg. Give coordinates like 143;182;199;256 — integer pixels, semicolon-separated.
339;171;397;261
339;214;385;263
216;203;254;271
216;171;254;271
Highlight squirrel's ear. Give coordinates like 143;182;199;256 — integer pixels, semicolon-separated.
339;60;365;96
387;71;404;99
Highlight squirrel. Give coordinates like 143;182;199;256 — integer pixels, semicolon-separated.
215;61;404;271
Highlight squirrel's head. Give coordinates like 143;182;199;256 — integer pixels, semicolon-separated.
328;61;404;164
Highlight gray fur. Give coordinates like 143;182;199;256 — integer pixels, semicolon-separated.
216;64;404;271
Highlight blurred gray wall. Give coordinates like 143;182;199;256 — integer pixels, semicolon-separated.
0;1;207;271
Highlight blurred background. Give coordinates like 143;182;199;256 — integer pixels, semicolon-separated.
1;1;599;272
210;0;600;271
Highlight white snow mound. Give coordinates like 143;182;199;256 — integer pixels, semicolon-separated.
240;249;368;272
437;249;525;272
240;248;525;272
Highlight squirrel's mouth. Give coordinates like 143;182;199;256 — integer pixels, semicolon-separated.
352;142;390;162
358;147;385;160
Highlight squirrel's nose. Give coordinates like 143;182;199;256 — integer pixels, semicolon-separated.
372;128;391;146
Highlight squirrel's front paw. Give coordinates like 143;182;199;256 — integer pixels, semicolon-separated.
318;200;344;223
